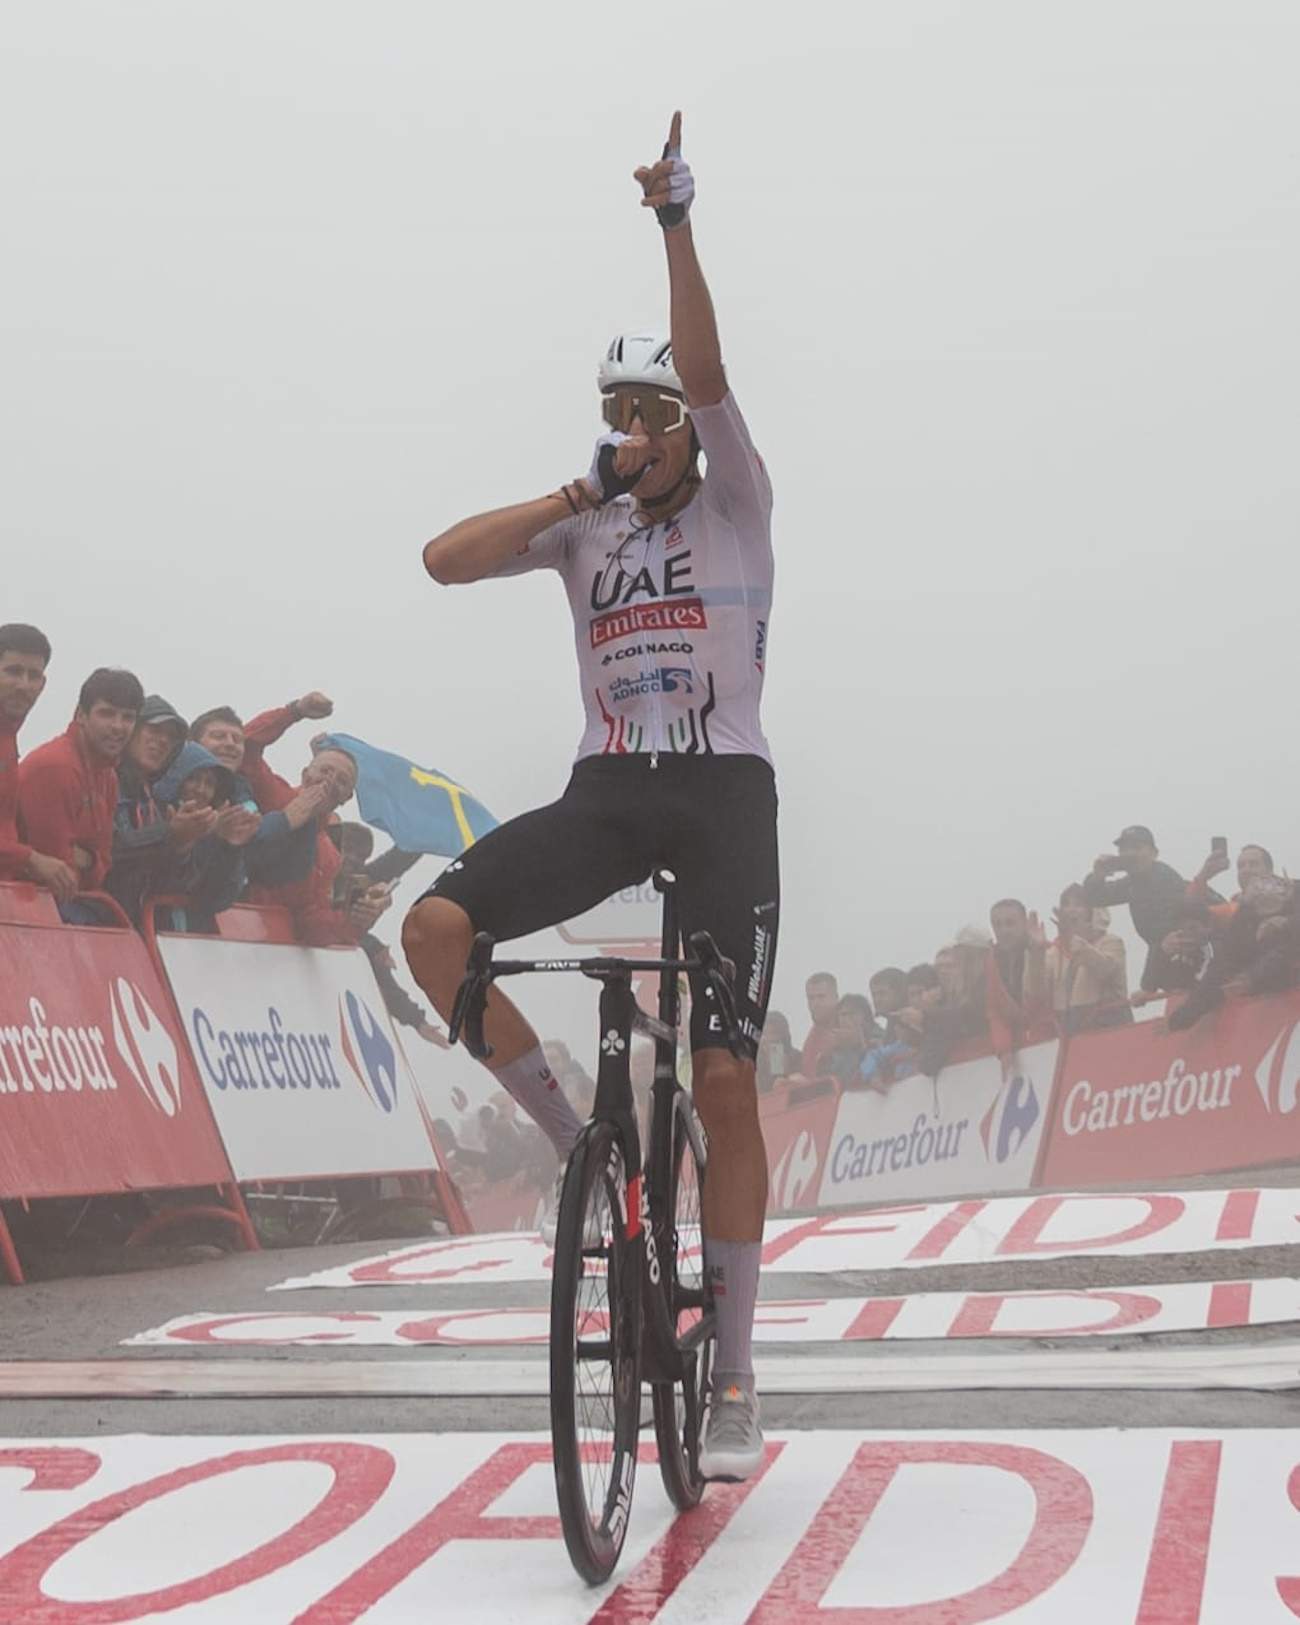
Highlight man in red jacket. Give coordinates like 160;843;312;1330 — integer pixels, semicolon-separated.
236;693;391;946
18;666;144;919
0;624;79;902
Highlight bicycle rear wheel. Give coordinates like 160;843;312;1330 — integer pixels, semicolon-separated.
550;1119;643;1583
651;1093;714;1511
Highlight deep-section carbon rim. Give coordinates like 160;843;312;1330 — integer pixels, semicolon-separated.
550;1120;642;1583
652;1094;713;1511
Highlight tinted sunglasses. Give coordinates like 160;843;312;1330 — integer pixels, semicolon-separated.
600;387;688;436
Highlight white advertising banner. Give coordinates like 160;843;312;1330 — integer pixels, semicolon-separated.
157;937;437;1181
816;1041;1057;1208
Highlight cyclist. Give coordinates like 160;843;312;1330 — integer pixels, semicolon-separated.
403;112;777;1482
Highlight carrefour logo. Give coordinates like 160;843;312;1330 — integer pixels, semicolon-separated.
111;978;182;1117
190;1006;342;1093
772;1129;820;1210
338;992;398;1113
980;1071;1041;1164
1255;1021;1300;1116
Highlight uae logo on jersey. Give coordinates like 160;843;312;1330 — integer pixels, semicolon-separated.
665;522;685;549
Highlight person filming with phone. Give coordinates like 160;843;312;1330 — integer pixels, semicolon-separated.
1080;824;1205;995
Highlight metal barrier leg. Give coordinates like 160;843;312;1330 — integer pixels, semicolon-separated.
225;1183;261;1253
0;1210;25;1285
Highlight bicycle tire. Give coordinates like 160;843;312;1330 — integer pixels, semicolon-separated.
549;1119;643;1584
651;1093;713;1511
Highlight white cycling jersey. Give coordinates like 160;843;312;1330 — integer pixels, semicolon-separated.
494;391;774;764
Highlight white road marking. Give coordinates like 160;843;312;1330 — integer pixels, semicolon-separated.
266;1186;1300;1290
1;1430;1298;1622
123;1276;1300;1350
6;1341;1300;1399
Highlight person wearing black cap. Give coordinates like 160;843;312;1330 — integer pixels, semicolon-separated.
1081;825;1198;993
106;696;220;924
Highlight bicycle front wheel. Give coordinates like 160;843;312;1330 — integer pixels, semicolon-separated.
651;1093;713;1511
550;1119;643;1584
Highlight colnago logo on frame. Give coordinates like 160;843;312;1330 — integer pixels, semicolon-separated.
110;978;182;1117
338;991;398;1113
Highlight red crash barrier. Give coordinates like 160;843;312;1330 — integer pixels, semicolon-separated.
760;1078;842;1214
758;989;1300;1215
0;882;254;1284
1037;987;1300;1185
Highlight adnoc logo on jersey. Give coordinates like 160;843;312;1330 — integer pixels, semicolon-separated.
338;991;399;1113
110;977;183;1118
608;667;693;705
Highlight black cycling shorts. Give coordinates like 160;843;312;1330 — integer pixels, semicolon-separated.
420;753;779;1058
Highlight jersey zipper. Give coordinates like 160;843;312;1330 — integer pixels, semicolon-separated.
643;523;663;760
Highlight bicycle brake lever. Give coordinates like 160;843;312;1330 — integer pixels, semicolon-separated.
448;932;497;1061
687;930;746;1060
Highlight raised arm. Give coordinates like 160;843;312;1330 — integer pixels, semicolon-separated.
635;112;727;408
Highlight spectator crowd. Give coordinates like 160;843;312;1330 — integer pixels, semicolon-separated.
761;824;1300;1097
0;624;447;1049
6;623;1300;1131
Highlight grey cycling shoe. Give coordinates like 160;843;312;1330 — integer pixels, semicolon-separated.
699;1381;764;1482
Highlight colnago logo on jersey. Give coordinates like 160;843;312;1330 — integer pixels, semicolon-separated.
600;639;694;668
608;667;694;705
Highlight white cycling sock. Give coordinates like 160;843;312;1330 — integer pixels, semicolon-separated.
706;1237;761;1395
491;1046;584;1158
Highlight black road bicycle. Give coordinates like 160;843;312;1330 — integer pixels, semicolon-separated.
449;870;744;1583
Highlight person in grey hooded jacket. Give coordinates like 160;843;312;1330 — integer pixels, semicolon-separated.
150;739;259;931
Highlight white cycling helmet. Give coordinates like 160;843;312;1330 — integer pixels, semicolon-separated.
597;333;683;395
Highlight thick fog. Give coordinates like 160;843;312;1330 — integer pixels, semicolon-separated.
4;1;1297;1053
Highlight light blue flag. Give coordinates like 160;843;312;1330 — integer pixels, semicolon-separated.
319;733;498;856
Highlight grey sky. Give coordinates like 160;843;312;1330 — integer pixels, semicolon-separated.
4;2;1298;1049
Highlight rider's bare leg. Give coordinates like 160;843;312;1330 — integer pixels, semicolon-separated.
402;896;583;1155
691;1048;766;1394
691;1049;767;1238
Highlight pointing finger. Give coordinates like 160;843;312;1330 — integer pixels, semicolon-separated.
665;109;682;157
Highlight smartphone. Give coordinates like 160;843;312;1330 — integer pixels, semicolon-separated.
1211;837;1228;860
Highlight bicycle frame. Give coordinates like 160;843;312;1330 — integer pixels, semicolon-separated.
448;872;740;1388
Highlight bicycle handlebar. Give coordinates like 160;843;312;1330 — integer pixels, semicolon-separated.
446;929;748;1063
685;930;745;1058
448;932;497;1060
